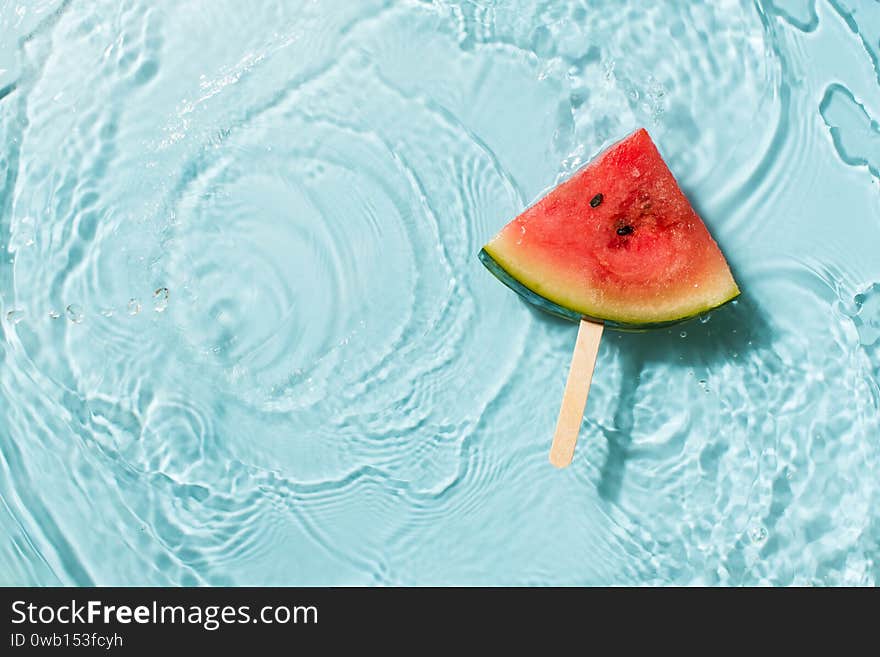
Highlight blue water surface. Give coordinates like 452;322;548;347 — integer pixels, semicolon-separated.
1;0;879;586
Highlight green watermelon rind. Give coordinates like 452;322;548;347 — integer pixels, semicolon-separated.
478;248;740;331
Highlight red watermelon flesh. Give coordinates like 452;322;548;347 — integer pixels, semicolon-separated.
479;128;739;327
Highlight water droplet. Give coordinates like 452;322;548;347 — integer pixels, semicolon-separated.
100;308;114;317
699;313;711;324
679;330;687;338
127;298;141;315
66;304;84;323
153;287;169;312
6;309;25;324
749;526;768;544
49;309;61;319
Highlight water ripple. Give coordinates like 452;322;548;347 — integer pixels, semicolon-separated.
820;83;880;178
1;0;879;585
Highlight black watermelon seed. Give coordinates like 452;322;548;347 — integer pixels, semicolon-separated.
589;193;603;208
616;225;634;236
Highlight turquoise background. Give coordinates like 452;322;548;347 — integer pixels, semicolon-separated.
1;0;879;585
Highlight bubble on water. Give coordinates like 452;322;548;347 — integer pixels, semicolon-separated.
699;313;711;324
66;304;84;324
48;309;61;319
679;330;687;338
65;303;85;324
698;379;709;393
153;287;169;313
644;75;667;121
6;309;25;324
749;526;768;544
100;308;114;317
127;298;141;316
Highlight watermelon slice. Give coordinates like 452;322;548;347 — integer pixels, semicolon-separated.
479;128;739;328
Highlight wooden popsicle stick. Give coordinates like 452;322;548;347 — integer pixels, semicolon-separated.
549;318;604;468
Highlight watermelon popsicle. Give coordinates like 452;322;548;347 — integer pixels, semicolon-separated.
479;128;739;468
